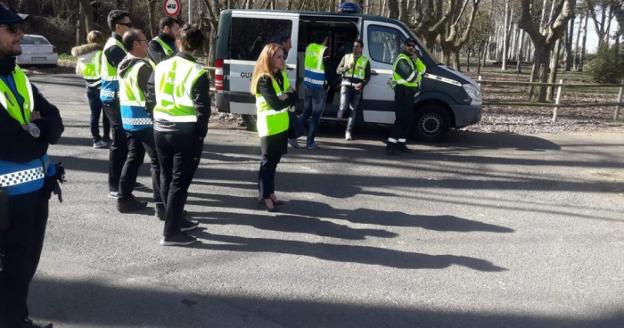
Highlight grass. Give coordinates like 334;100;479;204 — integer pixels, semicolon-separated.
58;53;77;67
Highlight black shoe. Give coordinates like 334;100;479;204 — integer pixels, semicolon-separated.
180;218;199;232
257;198;285;206
288;138;300;149
385;147;400;156
397;144;412;153
160;232;197;246
117;195;147;213
21;318;53;328
134;182;149;191
155;203;166;221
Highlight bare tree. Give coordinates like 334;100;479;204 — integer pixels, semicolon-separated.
438;0;482;70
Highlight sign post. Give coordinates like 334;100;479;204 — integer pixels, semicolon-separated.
163;0;181;17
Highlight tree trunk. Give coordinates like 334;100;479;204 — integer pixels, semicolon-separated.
147;0;157;38
466;49;471;72
547;38;561;101
573;14;582;70
76;1;85;45
579;8;588;71
453;49;460;71
564;15;574;70
502;0;509;70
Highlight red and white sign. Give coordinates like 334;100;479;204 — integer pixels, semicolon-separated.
163;0;181;17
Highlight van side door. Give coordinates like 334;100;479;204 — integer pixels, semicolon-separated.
361;21;408;124
228;11;299;116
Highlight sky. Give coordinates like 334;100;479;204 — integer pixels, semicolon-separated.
584;18;620;54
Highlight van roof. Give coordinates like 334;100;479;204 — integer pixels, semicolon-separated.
223;9;406;26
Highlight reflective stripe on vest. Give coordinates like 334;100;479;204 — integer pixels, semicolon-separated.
100;37;127;102
0;155;48;196
392;54;426;89
81;50;102;87
153;56;206;123
304;43;326;89
154;36;175;57
0;66;34;125
255;72;290;137
119;60;153;131
343;53;369;81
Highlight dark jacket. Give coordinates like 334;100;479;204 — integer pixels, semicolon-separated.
394;50;421;85
256;73;298;110
0;57;64;163
148;33;177;65
146;52;211;138
118;56;153;115
104;33;126;71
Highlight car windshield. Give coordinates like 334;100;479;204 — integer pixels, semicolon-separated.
21;35;51;45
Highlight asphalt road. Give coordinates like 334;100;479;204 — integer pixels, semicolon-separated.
24;74;624;328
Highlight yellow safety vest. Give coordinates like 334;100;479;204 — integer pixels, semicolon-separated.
153;56;206;122
255;71;290;137
343;53;369;81
0;66;34;125
119;60;153;131
100;37;127;102
391;53;426;89
303;43;327;89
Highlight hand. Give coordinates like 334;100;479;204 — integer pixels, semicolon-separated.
278;94;288;101
355;83;363;91
30;111;42;120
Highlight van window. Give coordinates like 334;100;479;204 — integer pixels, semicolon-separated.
230;18;292;60
367;25;406;64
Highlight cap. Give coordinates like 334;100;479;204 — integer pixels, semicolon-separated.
0;3;28;25
403;38;417;46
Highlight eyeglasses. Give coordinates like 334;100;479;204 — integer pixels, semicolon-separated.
0;23;24;34
117;22;132;28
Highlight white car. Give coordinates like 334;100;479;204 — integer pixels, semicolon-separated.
17;34;58;66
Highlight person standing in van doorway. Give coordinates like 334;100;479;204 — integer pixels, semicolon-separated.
250;43;297;212
72;30;111;149
148;16;180;65
101;10;131;198
386;38;425;156
298;34;329;150
336;39;370;141
148;24;208;246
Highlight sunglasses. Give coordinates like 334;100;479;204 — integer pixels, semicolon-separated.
0;23;24;34
405;44;416;48
117;22;132;27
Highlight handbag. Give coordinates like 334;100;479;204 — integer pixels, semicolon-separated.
287;110;304;138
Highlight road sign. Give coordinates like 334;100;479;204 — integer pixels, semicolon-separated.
163;0;181;17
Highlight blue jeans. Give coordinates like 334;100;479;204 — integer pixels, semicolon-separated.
86;86;110;142
338;86;362;133
299;87;327;146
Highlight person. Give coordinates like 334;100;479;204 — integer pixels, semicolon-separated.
250;43;296;212
72;30;111;149
386;38;426;155
101;10;131;198
147;16;180;65
147;24;208;246
298;34;329;150
336;39;370;141
0;5;64;328
116;29;163;214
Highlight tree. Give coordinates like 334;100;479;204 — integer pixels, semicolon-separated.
437;0;482;70
586;0;615;47
518;0;576;102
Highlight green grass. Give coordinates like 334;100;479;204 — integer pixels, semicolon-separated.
58;53;77;67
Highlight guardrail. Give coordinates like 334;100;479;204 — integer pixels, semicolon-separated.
478;77;624;122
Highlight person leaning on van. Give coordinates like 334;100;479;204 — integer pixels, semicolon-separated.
336;39;370;141
386;38;426;156
250;43;297;212
147;24;207;246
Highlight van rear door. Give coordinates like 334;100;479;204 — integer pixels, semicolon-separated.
227;11;299;116
361;20;408;124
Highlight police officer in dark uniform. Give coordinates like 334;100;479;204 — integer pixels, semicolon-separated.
0;5;64;328
147;16;180;65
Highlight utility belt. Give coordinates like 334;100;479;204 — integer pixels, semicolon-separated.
340;79;364;88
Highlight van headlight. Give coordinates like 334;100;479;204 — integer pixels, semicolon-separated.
462;84;482;105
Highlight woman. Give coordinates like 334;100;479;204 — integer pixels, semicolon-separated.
71;30;111;148
250;43;297;212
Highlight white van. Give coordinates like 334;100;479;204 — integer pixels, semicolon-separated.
214;9;482;141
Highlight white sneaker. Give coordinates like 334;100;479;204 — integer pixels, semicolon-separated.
345;131;352;141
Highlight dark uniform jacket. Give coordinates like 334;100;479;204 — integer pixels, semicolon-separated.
148;33;177;65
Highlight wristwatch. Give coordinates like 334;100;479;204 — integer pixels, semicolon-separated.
26;123;40;138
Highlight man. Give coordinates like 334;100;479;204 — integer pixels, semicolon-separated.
298;34;329;150
147;24;209;246
101;10;131;198
148;16;180;65
336;39;370;141
117;29;162;214
0;5;64;328
386;38;426;156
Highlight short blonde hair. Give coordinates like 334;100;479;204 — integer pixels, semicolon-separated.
249;43;283;95
87;30;105;44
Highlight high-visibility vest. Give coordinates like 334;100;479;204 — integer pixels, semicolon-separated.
100;37;127;102
153;36;175;58
342;53;369;83
303;43;327;89
255;71;290;137
119;60;153;131
391;53;426;89
0;66;34;125
0;68;48;196
76;50;102;88
153;56;206;123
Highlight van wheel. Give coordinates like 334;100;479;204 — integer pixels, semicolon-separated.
242;115;257;132
412;105;449;142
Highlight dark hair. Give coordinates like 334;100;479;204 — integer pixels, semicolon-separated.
122;29;144;51
159;16;180;30
268;33;290;45
179;24;204;52
354;39;363;48
107;10;130;31
87;30;105;44
403;38;417;46
311;32;328;44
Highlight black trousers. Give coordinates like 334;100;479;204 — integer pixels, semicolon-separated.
86;87;110;142
259;131;287;199
119;128;162;203
387;86;416;148
0;190;49;327
155;130;203;237
103;100;128;192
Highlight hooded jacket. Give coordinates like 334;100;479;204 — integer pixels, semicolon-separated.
118;55;153;114
71;42;103;87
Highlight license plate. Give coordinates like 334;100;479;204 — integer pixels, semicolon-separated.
32;57;46;61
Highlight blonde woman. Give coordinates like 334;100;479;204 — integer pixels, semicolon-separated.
250;43;297;212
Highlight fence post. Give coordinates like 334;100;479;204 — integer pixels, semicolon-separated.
614;80;624;121
551;79;564;123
